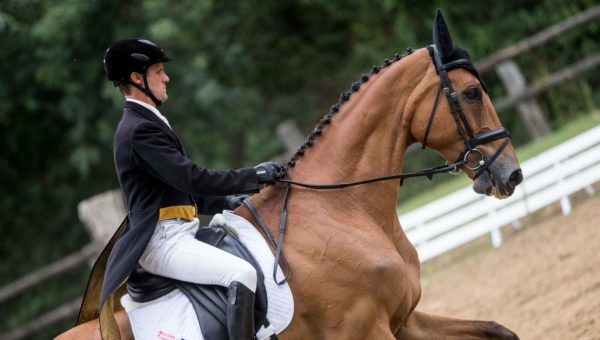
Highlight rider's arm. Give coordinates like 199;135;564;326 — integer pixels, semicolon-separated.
130;121;260;195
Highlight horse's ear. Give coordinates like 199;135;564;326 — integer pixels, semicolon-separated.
432;9;456;59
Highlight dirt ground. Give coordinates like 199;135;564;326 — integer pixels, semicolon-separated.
417;194;600;340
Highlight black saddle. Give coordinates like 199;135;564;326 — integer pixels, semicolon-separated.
126;225;270;340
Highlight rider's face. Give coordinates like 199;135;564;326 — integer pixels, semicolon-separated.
145;63;170;103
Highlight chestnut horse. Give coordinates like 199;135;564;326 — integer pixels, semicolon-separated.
58;10;521;340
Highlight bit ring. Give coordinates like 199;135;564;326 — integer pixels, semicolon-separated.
464;148;485;170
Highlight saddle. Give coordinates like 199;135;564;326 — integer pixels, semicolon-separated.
126;224;271;340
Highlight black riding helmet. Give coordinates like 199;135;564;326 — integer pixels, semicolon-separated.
103;38;173;106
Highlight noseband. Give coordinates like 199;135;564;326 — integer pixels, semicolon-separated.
421;45;511;179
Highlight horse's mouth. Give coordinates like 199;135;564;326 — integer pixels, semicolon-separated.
473;171;513;199
489;186;511;200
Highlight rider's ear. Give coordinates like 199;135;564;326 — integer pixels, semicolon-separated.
130;72;142;84
432;9;456;60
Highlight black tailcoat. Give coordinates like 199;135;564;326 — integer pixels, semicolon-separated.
100;101;260;309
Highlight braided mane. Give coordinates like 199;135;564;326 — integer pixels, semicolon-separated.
287;48;416;167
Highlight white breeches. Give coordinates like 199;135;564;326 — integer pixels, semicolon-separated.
138;218;257;292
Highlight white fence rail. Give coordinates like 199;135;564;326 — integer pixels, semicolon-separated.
399;124;600;262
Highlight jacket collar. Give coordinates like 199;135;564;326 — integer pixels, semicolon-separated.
126;98;172;129
124;101;172;131
123;101;186;153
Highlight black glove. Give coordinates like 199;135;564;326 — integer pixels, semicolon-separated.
254;162;287;184
225;194;249;210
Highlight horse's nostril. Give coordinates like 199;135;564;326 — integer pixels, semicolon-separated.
508;169;523;187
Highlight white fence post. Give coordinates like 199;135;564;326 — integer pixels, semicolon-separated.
553;161;572;215
488;210;503;248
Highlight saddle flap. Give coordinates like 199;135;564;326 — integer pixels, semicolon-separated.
127;267;175;302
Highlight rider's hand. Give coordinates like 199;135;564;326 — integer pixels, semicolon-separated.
225;194;249;210
254;162;287;184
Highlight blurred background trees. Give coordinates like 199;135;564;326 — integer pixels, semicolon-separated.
0;0;598;337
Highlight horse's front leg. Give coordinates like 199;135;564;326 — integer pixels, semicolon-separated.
395;310;519;340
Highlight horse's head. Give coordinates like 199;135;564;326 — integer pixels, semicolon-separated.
409;10;522;198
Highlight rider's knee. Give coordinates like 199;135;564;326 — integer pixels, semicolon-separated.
231;261;257;293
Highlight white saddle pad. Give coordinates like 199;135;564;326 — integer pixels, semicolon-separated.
121;210;294;340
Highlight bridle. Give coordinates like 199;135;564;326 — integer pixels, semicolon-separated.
244;46;512;285
421;44;511;180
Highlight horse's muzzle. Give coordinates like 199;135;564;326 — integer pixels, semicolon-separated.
472;156;522;199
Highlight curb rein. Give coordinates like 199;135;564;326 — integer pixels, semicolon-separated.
245;45;511;285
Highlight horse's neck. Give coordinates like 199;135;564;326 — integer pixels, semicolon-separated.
287;57;420;229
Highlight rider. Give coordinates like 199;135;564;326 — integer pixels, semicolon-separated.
101;38;285;339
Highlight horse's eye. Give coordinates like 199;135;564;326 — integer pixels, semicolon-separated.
463;87;482;101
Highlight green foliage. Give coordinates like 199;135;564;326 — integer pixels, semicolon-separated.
0;0;598;337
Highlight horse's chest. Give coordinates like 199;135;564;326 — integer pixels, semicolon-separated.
345;238;415;298
287;223;422;337
295;228;417;311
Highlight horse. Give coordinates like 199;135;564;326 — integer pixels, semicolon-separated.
57;10;522;340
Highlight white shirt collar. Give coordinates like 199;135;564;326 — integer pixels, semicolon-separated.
126;98;172;130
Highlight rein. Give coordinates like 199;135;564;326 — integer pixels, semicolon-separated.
243;158;467;286
246;46;512;285
243;188;291;285
278;161;464;189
